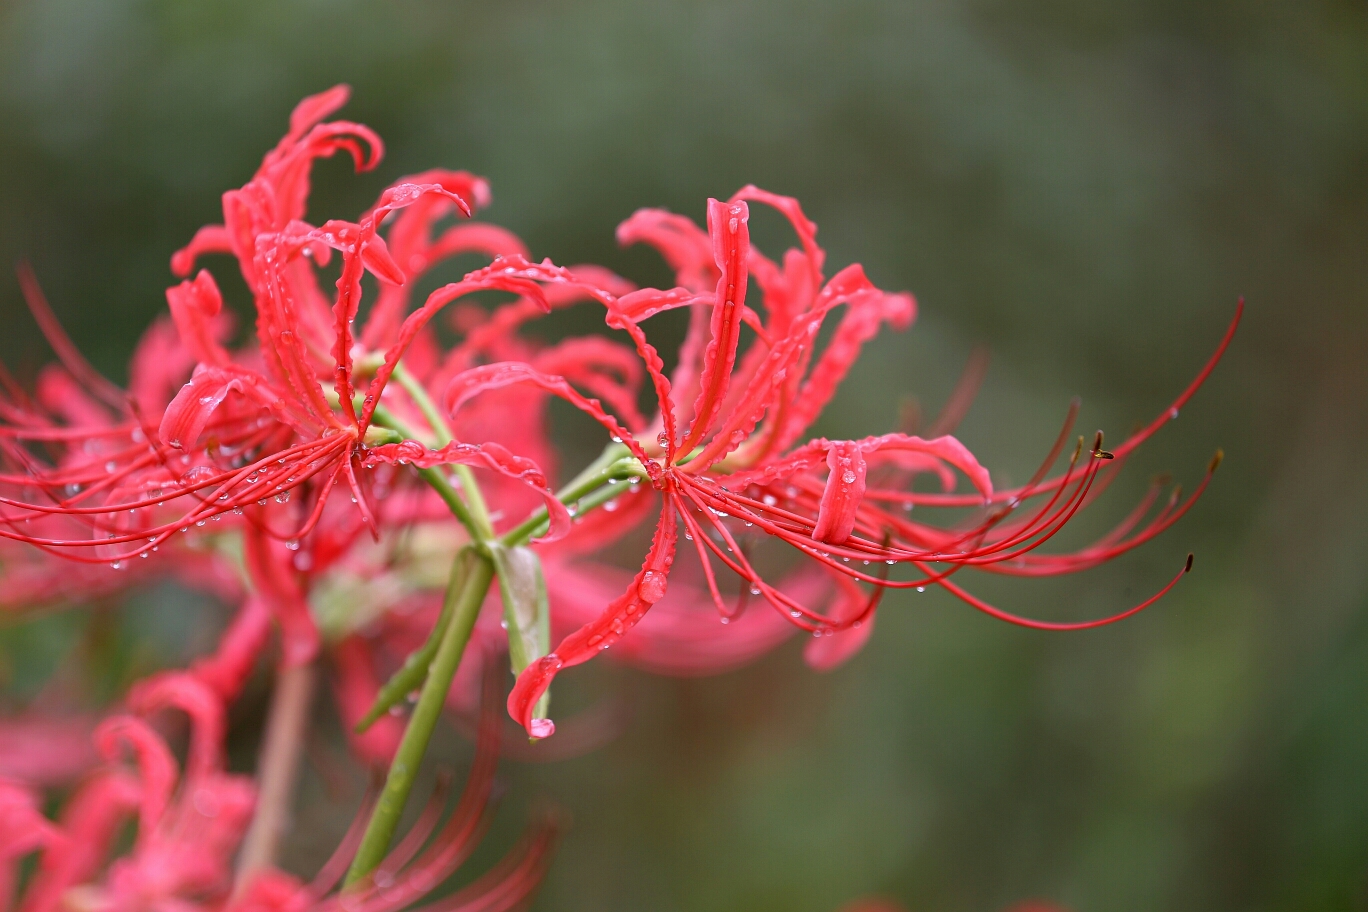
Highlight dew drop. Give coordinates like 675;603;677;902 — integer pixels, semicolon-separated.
638;569;668;603
841;470;857;484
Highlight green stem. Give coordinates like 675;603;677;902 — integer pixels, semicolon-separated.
345;552;495;885
353;549;470;733
347;372;640;881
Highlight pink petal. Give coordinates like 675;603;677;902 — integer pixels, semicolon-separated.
165;270;231;366
158;364;286;450
812;440;868;545
679;199;750;454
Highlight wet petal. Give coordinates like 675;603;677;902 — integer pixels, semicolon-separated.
165;270;231;366
812;441;867;545
679;199;750;454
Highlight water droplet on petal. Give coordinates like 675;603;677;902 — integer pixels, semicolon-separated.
638;569;668;603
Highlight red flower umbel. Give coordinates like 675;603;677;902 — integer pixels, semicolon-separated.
498;189;1239;736
0;87;572;580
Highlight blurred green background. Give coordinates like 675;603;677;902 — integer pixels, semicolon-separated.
0;1;1365;910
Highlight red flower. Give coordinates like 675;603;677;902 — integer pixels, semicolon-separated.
8;669;557;912
0;87;569;578
496;189;1239;737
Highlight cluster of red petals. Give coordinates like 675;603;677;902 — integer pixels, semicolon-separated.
0;86;571;584
2;668;557;912
4;673;254;912
500;190;1240;736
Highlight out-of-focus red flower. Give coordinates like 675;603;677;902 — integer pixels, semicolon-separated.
14;673;253;912
8;668;557;912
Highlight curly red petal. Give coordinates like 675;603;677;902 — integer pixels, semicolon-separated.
679;199;750;455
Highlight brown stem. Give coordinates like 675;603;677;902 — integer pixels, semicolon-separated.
233;659;317;896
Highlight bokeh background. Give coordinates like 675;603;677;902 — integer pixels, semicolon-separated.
0;2;1365;910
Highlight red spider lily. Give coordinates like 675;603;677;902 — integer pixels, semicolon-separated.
7;666;558;912
14;674;255;912
492;189;1239;737
0;86;571;578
